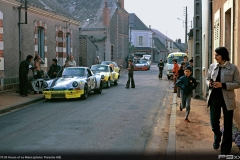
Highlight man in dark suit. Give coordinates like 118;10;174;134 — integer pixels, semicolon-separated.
19;55;33;97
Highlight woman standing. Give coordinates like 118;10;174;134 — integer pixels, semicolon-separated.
68;55;76;67
206;47;240;154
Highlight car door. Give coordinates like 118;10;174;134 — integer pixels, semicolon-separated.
87;69;96;90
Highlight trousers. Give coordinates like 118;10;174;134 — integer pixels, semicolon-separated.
126;73;135;88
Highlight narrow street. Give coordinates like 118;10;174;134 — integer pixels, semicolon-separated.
0;65;173;156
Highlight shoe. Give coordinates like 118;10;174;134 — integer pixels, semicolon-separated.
213;142;220;149
21;94;28;97
184;119;190;122
125;87;129;89
39;91;43;94
131;87;135;88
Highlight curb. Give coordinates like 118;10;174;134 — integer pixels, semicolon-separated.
0;97;45;114
167;93;177;160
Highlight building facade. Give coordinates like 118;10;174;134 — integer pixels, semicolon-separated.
0;0;79;91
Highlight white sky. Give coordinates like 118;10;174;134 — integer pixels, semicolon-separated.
124;0;194;43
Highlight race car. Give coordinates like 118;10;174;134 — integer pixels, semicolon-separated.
91;64;119;88
43;67;103;99
101;61;121;76
134;59;150;70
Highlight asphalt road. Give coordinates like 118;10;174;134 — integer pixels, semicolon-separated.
0;65;173;156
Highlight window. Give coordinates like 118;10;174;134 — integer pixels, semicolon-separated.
139;36;143;46
166;41;168;48
38;27;45;60
66;33;71;60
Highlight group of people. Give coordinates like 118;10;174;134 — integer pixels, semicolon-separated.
18;55;77;96
157;47;239;155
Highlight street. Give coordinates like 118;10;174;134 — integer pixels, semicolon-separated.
0;65;173;156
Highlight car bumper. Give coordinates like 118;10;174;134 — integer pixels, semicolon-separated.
135;66;148;70
43;90;84;99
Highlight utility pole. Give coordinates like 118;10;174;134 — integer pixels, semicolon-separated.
185;6;188;53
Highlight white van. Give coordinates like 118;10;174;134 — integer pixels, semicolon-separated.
141;55;151;68
166;52;188;80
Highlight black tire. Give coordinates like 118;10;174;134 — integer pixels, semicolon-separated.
81;85;88;100
119;71;120;78
114;80;118;85
94;82;103;94
107;79;111;88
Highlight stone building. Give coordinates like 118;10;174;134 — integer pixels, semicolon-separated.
57;0;129;67
79;35;98;67
201;0;240;127
0;0;79;91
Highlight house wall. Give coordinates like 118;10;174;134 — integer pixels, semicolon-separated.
0;1;79;91
131;30;152;47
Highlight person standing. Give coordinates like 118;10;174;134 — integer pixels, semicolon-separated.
177;61;186;97
19;55;33;97
188;58;193;76
126;59;135;89
157;59;164;79
62;60;69;69
176;66;197;122
33;55;43;79
206;47;240;155
172;58;179;93
183;56;190;67
68;55;76;67
47;59;61;79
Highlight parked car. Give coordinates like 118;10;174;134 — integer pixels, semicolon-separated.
43;67;103;100
134;59;150;70
101;61;121;76
91;64;119;88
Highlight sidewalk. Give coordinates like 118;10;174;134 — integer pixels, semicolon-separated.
173;93;240;159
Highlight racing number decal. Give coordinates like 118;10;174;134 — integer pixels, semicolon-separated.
35;80;44;89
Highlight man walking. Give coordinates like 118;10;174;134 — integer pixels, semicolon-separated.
19;55;33;97
126;59;135;89
157;59;164;79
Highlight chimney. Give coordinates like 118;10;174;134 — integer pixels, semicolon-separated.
103;1;110;27
178;38;181;43
118;0;124;9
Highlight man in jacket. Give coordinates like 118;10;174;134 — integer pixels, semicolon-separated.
19;55;33;97
157;59;164;79
126;59;135;89
206;47;240;155
48;59;61;79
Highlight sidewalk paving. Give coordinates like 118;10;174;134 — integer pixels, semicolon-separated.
174;93;240;159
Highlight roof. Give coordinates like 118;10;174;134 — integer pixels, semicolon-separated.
173;42;186;52
24;0;76;20
129;13;149;30
56;0;125;28
153;37;168;51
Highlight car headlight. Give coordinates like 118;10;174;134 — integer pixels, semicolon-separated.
43;81;48;88
101;75;105;79
72;81;78;87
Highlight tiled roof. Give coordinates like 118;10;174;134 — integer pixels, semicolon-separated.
173;42;186;52
24;0;76;20
153;37;168;51
56;0;122;28
129;13;149;30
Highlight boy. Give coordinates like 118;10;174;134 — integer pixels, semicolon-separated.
172;58;179;93
176;66;197;122
157;59;164;79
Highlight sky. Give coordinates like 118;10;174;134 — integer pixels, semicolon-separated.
124;0;194;43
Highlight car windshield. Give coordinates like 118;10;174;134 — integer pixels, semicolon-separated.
167;56;184;64
62;68;85;77
101;61;117;67
139;60;147;64
91;65;108;72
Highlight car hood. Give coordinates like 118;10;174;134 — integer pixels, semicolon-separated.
46;77;85;90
